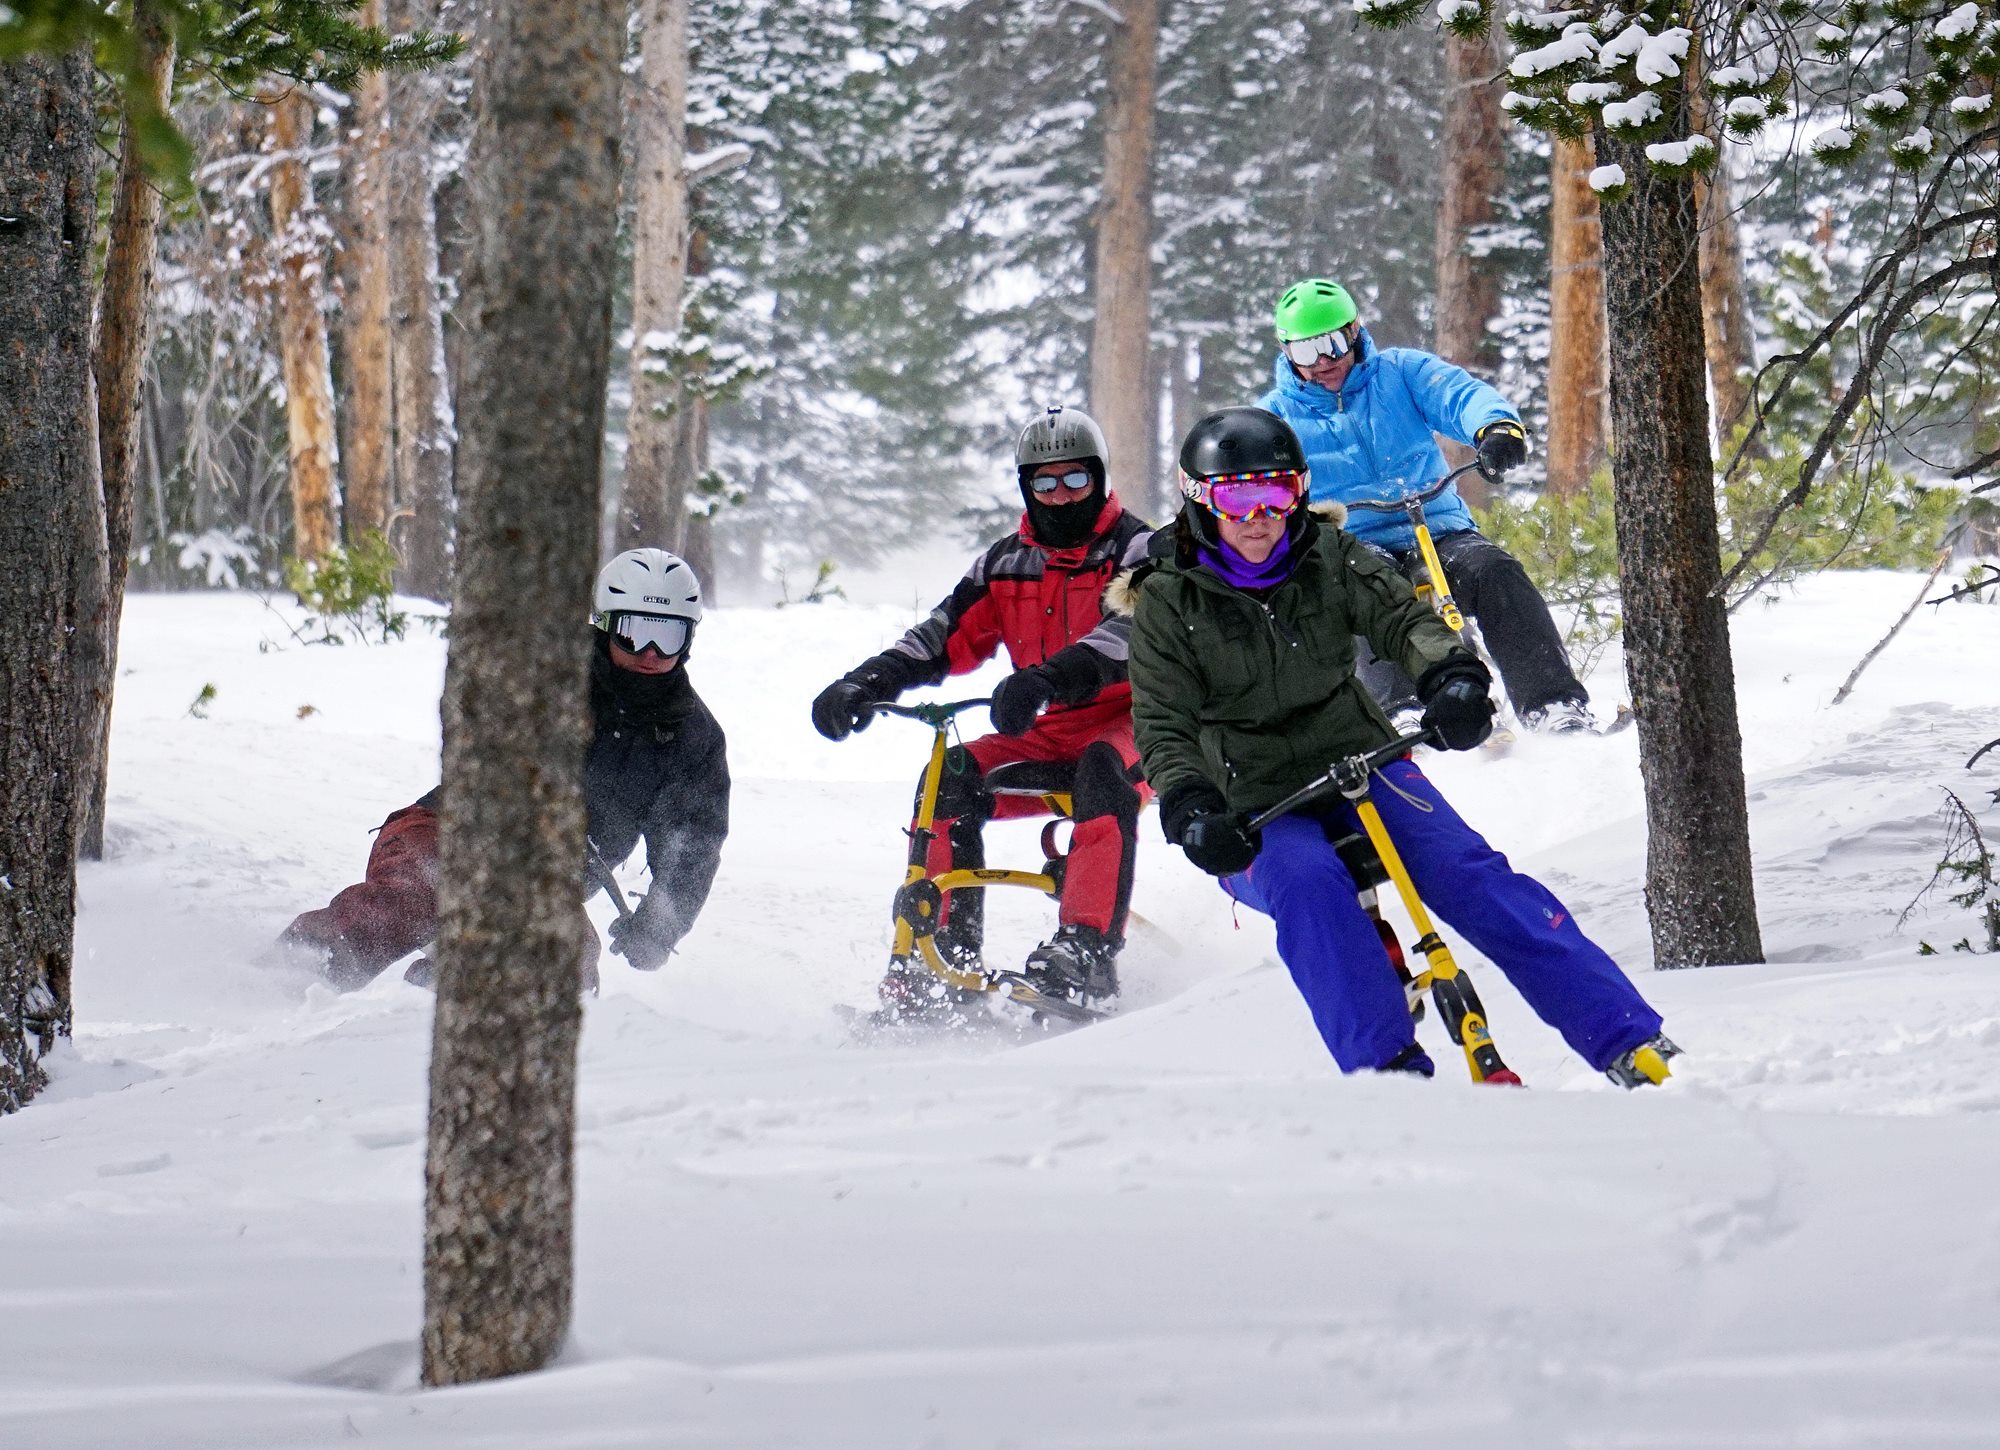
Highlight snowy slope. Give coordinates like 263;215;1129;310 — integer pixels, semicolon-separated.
5;571;2000;1449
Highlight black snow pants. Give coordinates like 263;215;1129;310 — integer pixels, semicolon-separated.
1355;528;1588;720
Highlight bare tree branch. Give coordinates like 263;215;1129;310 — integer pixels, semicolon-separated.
1717;252;1999;597
1832;546;1953;705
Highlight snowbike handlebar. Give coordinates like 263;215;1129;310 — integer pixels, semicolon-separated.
587;837;632;919
868;697;993;729
1247;729;1439;831
1343;459;1485;515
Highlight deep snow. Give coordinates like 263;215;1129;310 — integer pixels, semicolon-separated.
5;569;2000;1449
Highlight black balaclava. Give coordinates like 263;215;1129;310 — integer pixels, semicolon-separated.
590;629;693;725
1019;458;1108;550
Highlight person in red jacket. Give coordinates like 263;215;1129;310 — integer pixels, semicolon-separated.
812;405;1154;1016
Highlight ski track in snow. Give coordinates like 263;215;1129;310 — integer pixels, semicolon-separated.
5;572;2000;1448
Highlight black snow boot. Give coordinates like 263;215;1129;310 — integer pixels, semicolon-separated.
1022;924;1120;1003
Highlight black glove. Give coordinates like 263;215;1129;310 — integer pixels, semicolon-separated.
1475;421;1528;480
812;677;883;741
1160;780;1261;877
1416;657;1495;751
1182;813;1261;877
991;666;1059;735
606;911;672;971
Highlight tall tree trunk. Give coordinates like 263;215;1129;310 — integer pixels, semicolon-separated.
1088;0;1159;504
621;0;690;551
1143;341;1168;519
1687;51;1758;444
1696;167;1756;443
1168;335;1196;513
681;396;715;599
269;89;343;562
1433;31;1507;511
1595;124;1764;969
340;0;395;542
79;0;177;860
1693;195;1755;442
0;49;97;1110
1434;31;1504;372
386;0;458;601
421;0;622;1388
1545;136;1611;498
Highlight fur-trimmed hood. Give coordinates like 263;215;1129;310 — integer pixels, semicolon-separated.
1102;501;1348;618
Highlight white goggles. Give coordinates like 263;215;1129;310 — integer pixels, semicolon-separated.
1281;329;1353;367
601;613;691;658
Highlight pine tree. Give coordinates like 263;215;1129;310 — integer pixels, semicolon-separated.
421;0;622;1387
0;47;98;1111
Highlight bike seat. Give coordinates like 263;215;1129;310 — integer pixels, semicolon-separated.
984;761;1077;798
1327;827;1390;891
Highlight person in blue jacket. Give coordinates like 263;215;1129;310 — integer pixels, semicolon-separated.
1257;278;1593;733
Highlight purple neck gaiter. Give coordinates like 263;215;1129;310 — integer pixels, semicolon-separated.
1198;526;1296;591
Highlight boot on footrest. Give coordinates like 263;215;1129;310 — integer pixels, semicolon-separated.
1022;924;1120;1004
1604;1033;1681;1088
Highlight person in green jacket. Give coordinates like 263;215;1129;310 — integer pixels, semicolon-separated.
1117;407;1675;1086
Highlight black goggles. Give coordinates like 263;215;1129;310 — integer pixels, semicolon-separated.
1282;329;1353;367
604;613;691;658
1028;467;1094;495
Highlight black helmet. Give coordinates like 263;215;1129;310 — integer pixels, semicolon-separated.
1176;408;1312;549
1178;407;1309;482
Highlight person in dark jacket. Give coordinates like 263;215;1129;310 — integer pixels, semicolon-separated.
812;405;1153;1013
1119;407;1675;1087
1258;277;1594;733
272;548;729;992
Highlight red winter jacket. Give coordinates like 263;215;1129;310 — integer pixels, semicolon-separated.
862;494;1155;717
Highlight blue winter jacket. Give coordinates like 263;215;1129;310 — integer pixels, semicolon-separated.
1257;327;1519;551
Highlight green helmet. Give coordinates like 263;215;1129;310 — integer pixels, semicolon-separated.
1273;278;1358;342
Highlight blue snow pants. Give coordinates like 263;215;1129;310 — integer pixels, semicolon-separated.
1223;758;1662;1075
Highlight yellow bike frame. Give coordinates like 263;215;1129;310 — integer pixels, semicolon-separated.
1349;792;1509;1083
1250;733;1519;1084
887;706;1068;994
1408;514;1466;632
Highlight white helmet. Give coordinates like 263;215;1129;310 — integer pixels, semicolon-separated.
593;548;703;644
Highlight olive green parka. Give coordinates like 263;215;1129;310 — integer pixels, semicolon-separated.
1115;505;1473;816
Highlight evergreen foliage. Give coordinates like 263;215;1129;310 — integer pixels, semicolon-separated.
282;531;410;643
1;0;458;176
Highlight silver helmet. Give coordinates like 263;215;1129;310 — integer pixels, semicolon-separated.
1014;404;1108;474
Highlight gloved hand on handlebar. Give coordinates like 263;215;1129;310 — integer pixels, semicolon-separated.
812;653;923;742
1160;780;1262;877
1475;420;1528;480
1416;657;1496;751
810;679;882;742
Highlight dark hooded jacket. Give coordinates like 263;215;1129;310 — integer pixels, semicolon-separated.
583;638;729;959
420;637;728;962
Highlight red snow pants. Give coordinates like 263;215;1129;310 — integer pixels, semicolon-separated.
282;802;442;988
919;697;1149;946
282;801;599;991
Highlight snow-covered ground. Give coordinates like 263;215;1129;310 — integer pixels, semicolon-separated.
6;569;2000;1449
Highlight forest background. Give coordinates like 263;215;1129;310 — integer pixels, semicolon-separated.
50;0;1995;612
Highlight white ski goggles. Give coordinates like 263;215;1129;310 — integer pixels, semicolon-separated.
600;612;691;658
1281;329;1354;367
